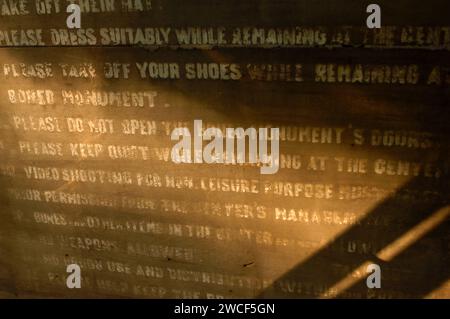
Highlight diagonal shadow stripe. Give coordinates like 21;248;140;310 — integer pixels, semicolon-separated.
258;167;450;298
332;214;450;299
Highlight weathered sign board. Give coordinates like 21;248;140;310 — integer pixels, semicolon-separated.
0;0;449;298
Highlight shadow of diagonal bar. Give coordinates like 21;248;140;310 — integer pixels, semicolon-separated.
259;172;450;299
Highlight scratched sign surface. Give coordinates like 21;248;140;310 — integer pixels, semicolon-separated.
0;0;449;298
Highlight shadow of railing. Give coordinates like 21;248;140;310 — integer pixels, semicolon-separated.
259;163;450;298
